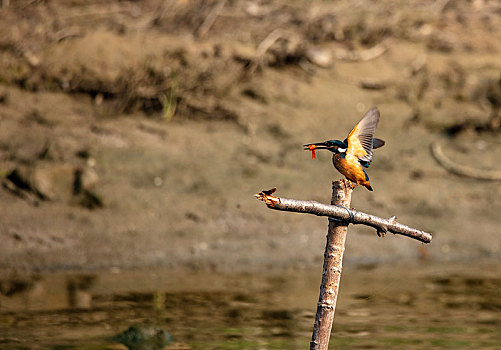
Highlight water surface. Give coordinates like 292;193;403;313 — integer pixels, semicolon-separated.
1;262;500;349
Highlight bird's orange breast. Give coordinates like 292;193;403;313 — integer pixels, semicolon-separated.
333;154;369;186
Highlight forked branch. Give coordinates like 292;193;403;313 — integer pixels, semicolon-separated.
255;187;432;243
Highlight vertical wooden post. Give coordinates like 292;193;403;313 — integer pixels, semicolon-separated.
310;180;353;350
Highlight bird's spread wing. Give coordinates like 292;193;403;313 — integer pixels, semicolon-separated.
346;107;380;162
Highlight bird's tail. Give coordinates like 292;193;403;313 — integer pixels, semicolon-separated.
372;138;385;149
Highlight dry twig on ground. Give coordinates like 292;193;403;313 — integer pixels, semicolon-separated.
333;40;391;62
431;141;501;181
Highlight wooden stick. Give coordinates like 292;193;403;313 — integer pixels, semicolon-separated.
255;184;432;243
310;180;352;350
255;180;432;349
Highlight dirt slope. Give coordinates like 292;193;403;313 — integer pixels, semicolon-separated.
1;0;501;274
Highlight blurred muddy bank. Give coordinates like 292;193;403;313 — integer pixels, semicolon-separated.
1;1;501;275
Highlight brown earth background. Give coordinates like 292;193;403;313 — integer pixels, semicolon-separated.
1;0;501;276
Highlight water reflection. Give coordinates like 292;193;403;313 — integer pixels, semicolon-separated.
67;275;96;309
0;262;500;349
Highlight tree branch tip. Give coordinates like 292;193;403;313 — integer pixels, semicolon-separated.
255;188;280;206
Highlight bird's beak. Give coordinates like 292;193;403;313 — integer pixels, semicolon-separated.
304;142;329;160
303;142;329;150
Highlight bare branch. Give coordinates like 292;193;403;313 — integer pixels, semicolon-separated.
256;180;432;349
255;186;432;243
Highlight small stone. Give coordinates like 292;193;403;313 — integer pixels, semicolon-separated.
305;47;333;68
153;177;163;187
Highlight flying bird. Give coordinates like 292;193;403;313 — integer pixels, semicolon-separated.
304;107;385;191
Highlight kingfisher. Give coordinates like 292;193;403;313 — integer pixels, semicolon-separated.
303;107;385;191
